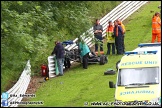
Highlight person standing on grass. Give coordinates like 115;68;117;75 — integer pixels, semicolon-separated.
93;19;104;55
78;38;90;69
114;20;124;55
117;19;126;53
51;40;65;76
106;20;115;55
152;12;161;43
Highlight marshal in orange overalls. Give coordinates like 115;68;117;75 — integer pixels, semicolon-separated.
152;12;161;43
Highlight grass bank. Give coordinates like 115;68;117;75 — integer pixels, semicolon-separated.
27;1;160;107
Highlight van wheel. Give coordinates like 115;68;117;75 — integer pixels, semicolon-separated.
116;60;120;70
104;70;116;75
100;55;105;65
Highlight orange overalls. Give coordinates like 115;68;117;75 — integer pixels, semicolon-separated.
152;15;161;43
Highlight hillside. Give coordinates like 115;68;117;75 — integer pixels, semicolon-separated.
25;1;161;107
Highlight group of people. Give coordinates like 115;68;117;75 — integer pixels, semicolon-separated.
51;12;161;76
94;19;126;55
51;18;126;76
51;39;90;76
94;11;161;55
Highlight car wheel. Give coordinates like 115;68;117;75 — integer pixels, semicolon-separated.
99;55;105;65
104;55;108;64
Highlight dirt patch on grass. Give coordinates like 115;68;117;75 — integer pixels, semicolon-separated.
25;76;44;94
21;75;44;101
23;62;81;101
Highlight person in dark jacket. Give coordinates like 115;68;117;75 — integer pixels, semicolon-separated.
117;19;126;53
114;20;124;55
93;19;104;55
51;41;65;76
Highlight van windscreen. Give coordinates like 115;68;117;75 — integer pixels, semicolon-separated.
117;67;159;86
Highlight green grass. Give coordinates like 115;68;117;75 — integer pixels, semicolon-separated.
27;1;160;107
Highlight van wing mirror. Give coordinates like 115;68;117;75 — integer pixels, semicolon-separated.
109;81;116;88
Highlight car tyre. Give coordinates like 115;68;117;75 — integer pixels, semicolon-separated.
100;55;105;65
104;70;116;75
104;55;108;64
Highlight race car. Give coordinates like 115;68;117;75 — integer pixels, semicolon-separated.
62;40;108;68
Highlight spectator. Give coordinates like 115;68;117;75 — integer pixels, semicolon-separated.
152;12;161;43
78;38;90;69
117;19;126;53
106;20;115;55
114;20;124;55
51;41;65;76
93;19;104;55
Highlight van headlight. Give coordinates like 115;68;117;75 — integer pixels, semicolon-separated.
150;97;161;106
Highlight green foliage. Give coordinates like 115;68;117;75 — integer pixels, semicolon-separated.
85;1;121;23
1;1;121;93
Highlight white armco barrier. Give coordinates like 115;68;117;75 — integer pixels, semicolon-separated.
1;60;31;107
48;55;66;78
48;56;56;77
48;1;149;77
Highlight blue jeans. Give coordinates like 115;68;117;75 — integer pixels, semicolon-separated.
57;58;64;75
